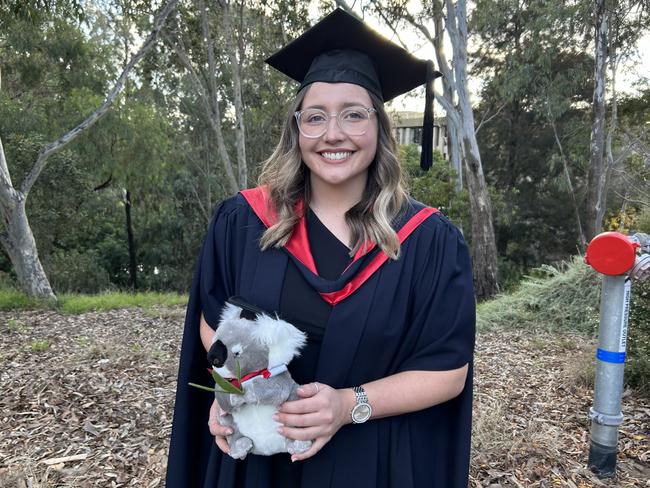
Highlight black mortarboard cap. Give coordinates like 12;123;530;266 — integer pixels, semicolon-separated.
265;8;442;171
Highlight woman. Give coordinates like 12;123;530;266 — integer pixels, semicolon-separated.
166;9;475;488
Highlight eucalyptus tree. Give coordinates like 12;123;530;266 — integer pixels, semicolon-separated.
585;0;650;240
0;0;178;299
162;0;309;206
335;0;499;298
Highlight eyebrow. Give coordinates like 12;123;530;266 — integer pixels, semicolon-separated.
303;101;369;110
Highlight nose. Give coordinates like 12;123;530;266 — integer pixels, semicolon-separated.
207;340;227;367
323;113;345;142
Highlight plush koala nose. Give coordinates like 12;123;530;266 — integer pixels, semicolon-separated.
207;340;227;367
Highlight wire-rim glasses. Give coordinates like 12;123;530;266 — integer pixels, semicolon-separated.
294;106;377;138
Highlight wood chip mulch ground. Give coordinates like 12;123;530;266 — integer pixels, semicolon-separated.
0;308;647;487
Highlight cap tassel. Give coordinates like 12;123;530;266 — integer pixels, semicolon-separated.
420;60;435;171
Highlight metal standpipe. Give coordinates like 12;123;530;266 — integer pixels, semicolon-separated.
584;231;650;478
587;274;630;476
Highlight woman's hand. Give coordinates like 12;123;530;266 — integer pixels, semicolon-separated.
274;382;354;462
208;398;232;455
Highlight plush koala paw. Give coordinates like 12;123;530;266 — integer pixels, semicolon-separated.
229;437;253;460
229;393;246;407
286;439;312;455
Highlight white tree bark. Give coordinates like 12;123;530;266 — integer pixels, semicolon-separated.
585;0;609;241
167;0;247;194
437;0;499;297
340;0;499;297
0;0;179;299
220;0;247;189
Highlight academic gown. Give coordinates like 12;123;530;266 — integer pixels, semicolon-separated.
166;187;476;488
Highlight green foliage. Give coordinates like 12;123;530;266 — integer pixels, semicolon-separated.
477;256;601;334
478;256;650;397
0;288;48;310
30;340;50;352
401;145;470;227
44;249;112;294
56;291;187;314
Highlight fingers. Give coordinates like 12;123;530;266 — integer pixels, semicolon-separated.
296;382;320;398
215;435;230;454
208;399;231;454
279;397;320;414
291;437;328;462
274;411;324;428
208;418;234;438
278;424;321;441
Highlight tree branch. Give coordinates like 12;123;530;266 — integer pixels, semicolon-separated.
0;136;20;207
19;0;179;196
546;95;586;249
475;102;507;134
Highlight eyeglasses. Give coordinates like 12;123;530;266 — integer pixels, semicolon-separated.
294;106;377;138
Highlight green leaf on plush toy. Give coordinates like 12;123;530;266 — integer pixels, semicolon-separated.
211;369;244;395
188;382;216;392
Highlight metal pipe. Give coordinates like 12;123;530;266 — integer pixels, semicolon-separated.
587;274;631;477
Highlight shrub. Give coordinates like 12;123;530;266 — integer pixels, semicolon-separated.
477;256;649;397
477;257;601;335
44;249;111;294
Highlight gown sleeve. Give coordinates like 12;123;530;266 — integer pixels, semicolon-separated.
397;216;476;373
166;198;240;488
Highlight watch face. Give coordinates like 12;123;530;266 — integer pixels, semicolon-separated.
352;403;372;423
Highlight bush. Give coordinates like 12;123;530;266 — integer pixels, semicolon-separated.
44;249;112;294
477;256;601;335
477;256;649;397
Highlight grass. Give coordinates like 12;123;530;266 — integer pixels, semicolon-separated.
477;256;601;335
57;291;187;314
0;288;187;314
30;340;50;352
0;288;51;311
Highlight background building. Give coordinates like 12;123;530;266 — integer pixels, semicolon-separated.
391;111;449;160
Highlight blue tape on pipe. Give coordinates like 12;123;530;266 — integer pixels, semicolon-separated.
596;348;626;363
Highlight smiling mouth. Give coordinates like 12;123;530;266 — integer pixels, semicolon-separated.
319;151;354;161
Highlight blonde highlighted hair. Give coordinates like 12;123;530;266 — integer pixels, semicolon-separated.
257;85;408;260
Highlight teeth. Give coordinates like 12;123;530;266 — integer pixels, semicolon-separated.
321;151;352;161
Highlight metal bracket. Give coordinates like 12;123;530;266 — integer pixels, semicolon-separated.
631;254;650;281
589;407;624;426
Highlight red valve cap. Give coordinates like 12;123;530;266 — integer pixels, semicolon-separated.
585;232;639;275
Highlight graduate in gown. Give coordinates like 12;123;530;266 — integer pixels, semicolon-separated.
166;9;476;488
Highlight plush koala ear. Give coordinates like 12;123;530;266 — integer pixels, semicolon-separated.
219;302;243;323
251;314;307;366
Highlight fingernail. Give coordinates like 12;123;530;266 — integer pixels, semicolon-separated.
272;414;279;421
297;387;305;393
291;456;297;462
276;426;283;433
226;428;233;435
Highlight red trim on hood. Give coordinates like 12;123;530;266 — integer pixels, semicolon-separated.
240;187;318;274
320;207;438;305
240;187;439;305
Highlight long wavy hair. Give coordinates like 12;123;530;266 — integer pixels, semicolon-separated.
257;85;408;260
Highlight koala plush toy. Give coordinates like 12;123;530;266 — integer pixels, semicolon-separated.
207;301;313;460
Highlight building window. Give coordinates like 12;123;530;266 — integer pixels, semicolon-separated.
413;127;422;145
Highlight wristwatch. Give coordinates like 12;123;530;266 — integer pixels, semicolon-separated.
350;386;372;424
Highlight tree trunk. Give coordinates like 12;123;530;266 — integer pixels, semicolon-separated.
0;0;178;299
0;197;55;300
124;189;137;290
221;0;247;188
585;0;609;241
461;128;499;298
447;0;499;298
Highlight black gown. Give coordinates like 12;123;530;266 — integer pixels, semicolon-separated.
269;208;352;486
166;187;476;488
